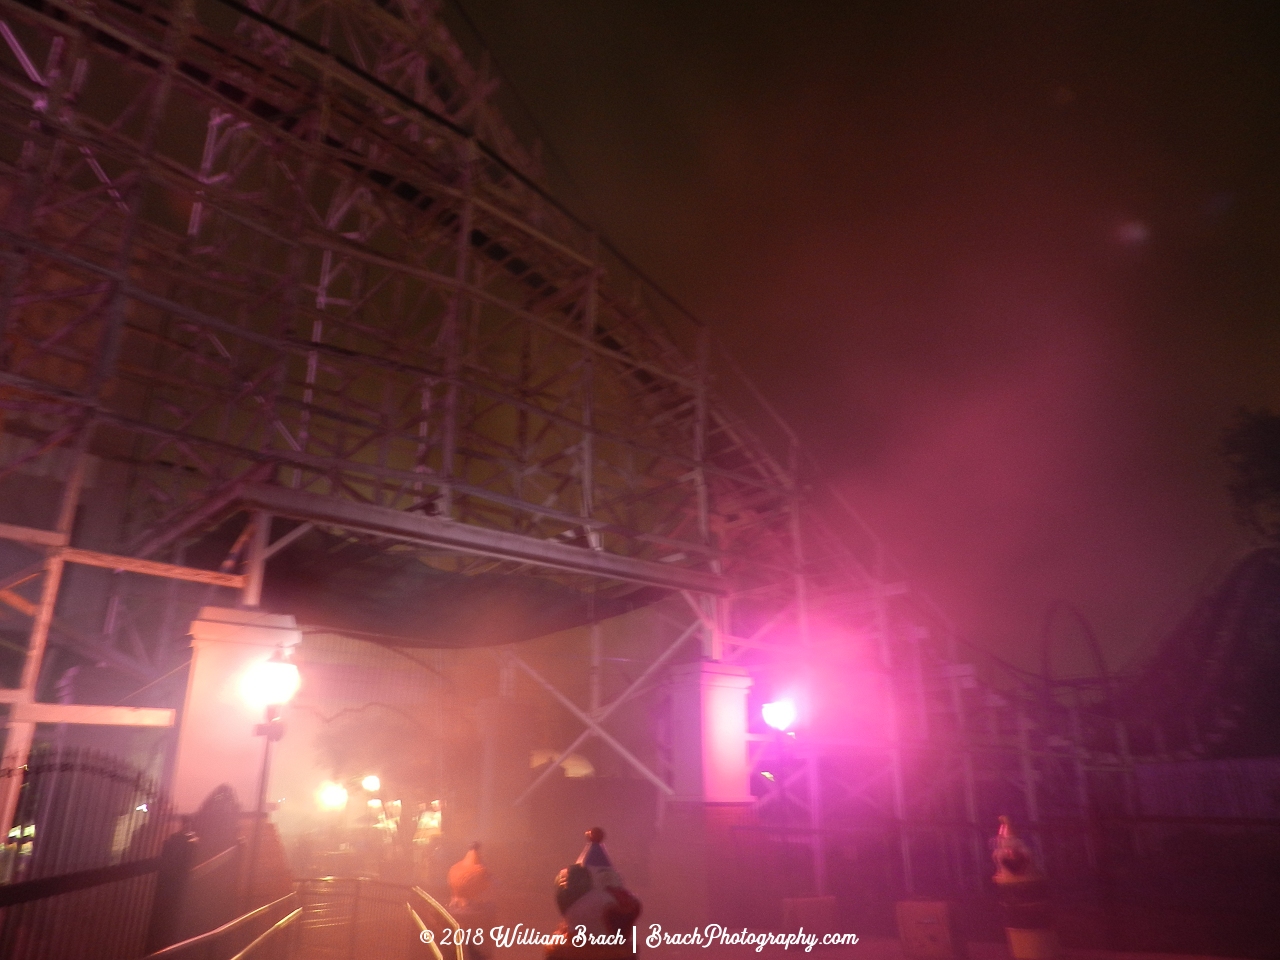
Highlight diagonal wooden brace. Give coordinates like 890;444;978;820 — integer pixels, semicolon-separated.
503;649;676;798
512;619;701;805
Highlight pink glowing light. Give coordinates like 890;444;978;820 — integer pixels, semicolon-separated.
762;698;797;731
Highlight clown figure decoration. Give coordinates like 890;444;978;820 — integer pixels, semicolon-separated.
547;828;641;960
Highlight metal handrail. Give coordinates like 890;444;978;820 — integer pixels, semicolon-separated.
407;904;445;960
144;891;299;960
189;841;242;883
0;856;160;908
228;907;302;960
140;877;469;960
410;886;465;960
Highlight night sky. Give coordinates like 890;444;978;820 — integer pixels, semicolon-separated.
447;1;1280;674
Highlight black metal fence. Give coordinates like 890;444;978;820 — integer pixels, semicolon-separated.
0;746;174;960
0;748;474;960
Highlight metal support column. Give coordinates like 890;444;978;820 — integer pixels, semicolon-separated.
947;670;982;884
1017;700;1040;824
788;440;827;896
241;511;270;608
439;141;475;520
579;253;598;548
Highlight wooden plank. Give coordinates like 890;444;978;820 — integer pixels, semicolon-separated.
61;548;245;588
0;589;36;617
9;703;176;726
0;522;68;548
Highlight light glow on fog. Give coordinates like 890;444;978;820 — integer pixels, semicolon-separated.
317;782;348;810
239;654;300;710
762;698;797;731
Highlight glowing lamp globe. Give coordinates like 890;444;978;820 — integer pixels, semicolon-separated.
317;782;348;810
762;698;797;732
361;775;380;792
239;652;301;710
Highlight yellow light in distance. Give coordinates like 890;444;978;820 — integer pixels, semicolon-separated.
317;782;348;810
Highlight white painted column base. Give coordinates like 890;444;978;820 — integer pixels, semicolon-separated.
665;661;752;803
171;607;300;814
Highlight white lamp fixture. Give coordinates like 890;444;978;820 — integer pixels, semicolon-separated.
762;697;798;732
242;646;302;903
317;781;349;810
239;649;301;711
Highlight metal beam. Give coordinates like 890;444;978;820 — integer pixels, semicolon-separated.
0;590;154;680
262;521;313;560
241;510;270;607
239;484;727;595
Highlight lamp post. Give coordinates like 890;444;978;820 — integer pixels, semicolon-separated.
240;648;300;907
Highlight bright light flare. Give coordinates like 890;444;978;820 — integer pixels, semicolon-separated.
361;775;380;792
240;654;300;710
762;698;797;731
317;782;348;810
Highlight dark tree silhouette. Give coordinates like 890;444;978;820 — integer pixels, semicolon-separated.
1221;409;1280;542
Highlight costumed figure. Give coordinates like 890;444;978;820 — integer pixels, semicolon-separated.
448;841;494;960
547;828;641;960
992;815;1059;960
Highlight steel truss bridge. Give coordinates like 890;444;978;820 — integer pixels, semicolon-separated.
0;0;1242;904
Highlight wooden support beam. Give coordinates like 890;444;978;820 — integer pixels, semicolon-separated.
504;649;674;797
62;549;246;588
0;527;245;586
0;523;69;549
8;703;175;726
513;619;700;806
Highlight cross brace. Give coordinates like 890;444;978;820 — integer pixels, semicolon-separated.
502;647;676;799
512;618;701;806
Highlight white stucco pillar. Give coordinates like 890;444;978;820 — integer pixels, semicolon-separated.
666;661;752;802
171;607;300;813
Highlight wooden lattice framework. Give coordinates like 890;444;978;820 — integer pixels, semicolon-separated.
0;0;1185;903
